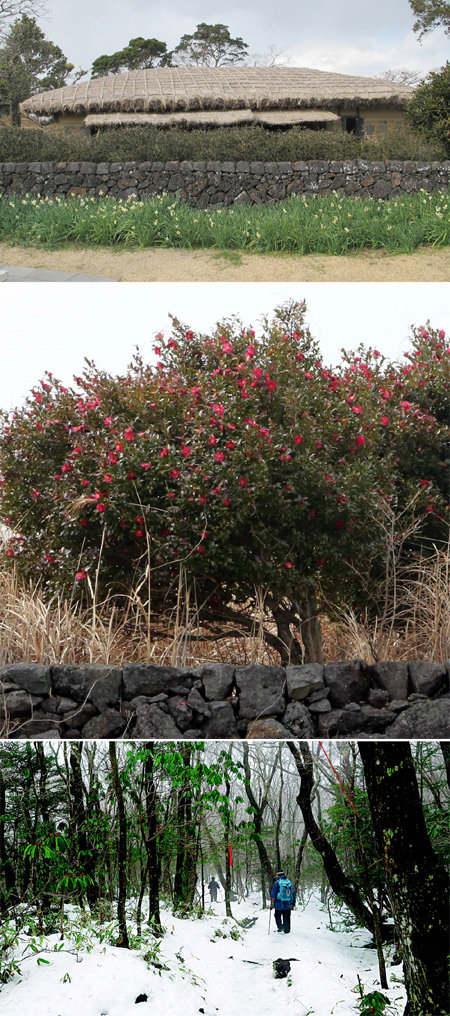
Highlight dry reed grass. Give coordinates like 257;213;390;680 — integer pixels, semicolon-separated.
0;544;448;667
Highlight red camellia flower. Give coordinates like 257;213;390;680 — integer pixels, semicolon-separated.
420;479;431;488
285;561;294;568
239;477;248;487
79;519;88;527
294;435;303;444
180;445;192;458
335;520;345;528
104;474;112;482
96;503;106;512
170;468;180;479
223;497;231;506
75;569;87;581
380;417;390;426
135;529;144;538
355;435;365;447
209;435;217;445
400;401;411;411
127;471;136;479
214;451;225;463
81;480;90;487
351;405;363;414
140;462;151;470
124;428;134;441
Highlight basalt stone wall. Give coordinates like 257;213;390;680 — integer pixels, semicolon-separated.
1;660;448;740
0;160;448;205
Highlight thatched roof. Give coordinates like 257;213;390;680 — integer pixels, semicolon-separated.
84;109;341;128
21;66;413;117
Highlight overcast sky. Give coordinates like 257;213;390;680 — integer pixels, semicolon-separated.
34;0;448;80
1;281;448;412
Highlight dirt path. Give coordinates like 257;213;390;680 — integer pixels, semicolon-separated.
0;243;449;281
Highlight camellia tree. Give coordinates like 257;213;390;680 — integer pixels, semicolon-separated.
0;303;448;663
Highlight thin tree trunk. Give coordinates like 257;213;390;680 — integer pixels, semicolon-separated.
108;742;129;949
69;743;99;910
143;743;162;935
359;742;449;1016
287;741;375;934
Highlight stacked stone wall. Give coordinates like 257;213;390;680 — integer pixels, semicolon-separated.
0;159;448;205
1;660;448;740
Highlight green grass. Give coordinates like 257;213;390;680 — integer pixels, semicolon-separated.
0;190;448;255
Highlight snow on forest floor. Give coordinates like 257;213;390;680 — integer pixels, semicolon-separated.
0;895;407;1016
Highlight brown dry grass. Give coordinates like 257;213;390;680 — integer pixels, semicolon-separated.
0;544;448;668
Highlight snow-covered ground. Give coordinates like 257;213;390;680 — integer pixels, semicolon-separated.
0;895;406;1016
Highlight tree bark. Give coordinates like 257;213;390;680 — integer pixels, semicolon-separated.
359;742;449;1016
69;743;99;910
242;744;276;891
173;745;198;911
287;741;375;934
143;743;162;935
108;741;129;948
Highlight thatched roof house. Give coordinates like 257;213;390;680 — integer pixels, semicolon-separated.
20;66;413;135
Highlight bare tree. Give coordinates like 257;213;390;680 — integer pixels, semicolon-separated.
378;68;423;86
0;0;46;36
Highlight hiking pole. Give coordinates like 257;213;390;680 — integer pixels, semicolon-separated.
268;905;272;935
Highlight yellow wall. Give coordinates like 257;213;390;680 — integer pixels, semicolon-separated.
47;106;408;136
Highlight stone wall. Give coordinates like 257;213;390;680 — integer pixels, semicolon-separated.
1;660;448;740
0;159;448;205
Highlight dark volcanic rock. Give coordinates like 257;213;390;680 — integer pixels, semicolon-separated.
386;697;450;738
187;686;212;718
203;701;238;738
369;662;409;701
318;708;366;737
132;703;181;738
82;708;126;739
52;664;121;704
283;701;315;737
324;660;370;708
286;664;324;701
408;661;447;697
0;691;42;718
236;665;286;719
167;695;194;733
198;664;235;701
123;664;194;699
0;663;51;695
246;717;292;738
61;703;96;728
368;688;390;709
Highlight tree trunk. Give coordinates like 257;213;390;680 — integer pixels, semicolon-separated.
287;741;375;934
173;746;198;911
297;583;324;663
242;744;276;891
0;763;18;914
143;743;162;935
359;742;449;1016
108;742;129;948
69;743;99;910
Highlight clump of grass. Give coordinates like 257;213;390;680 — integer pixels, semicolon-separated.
1;546;448;668
325;546;450;663
0;189;448;254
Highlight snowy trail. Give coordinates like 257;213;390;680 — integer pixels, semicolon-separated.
0;896;406;1016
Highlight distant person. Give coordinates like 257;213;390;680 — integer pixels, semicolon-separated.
208;876;219;902
270;870;295;934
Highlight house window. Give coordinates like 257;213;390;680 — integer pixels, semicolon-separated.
342;116;363;136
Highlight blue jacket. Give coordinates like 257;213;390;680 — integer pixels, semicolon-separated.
270;878;296;911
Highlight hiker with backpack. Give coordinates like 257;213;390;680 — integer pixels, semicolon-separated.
270;871;296;934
